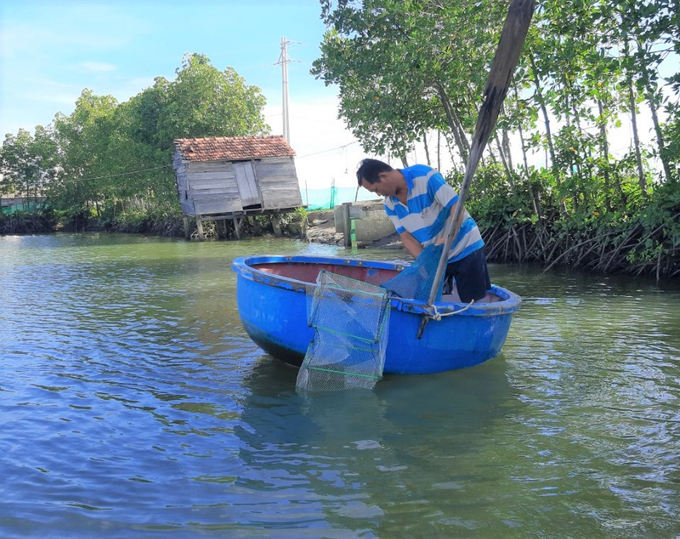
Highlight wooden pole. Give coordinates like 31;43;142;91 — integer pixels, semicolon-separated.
216;219;228;239
271;215;283;237
196;218;205;241
182;217;190;240
233;217;241;240
418;0;535;339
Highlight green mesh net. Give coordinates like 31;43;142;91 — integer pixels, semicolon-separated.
296;271;391;392
296;246;448;392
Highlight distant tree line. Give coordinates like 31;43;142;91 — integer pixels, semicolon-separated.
312;0;679;279
0;53;269;232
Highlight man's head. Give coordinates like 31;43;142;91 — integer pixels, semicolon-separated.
356;158;393;186
356;158;402;197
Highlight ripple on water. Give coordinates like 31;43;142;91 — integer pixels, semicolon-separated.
1;234;679;537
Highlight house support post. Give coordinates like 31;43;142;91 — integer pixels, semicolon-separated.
216;219;228;239
196;218;205;241
232;216;241;240
183;217;191;240
271;214;283;237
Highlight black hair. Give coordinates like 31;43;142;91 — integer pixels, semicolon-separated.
356;158;393;186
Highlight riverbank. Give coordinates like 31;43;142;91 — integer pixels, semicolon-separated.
0;207;399;247
2;206;677;280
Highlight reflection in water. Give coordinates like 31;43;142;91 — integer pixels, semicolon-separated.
0;234;678;537
234;356;513;534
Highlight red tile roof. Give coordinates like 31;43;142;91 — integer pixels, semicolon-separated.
174;136;295;162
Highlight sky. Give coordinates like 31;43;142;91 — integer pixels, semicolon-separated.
0;0;382;195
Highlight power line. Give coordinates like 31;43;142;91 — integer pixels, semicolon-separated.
296;141;358;159
59;165;172;183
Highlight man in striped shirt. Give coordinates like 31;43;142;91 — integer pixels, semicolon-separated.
357;158;491;303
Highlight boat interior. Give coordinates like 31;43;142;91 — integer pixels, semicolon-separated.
253;261;398;286
252;260;502;304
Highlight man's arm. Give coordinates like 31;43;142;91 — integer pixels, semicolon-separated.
399;230;423;259
397;207;464;257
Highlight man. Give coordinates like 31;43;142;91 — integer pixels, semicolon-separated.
356;158;491;303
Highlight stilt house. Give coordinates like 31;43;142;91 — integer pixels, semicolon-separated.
173;136;303;239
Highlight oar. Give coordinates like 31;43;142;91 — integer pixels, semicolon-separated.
418;0;535;339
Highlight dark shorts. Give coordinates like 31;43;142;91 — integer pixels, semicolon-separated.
444;248;491;302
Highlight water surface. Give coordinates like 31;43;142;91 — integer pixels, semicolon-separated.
1;233;678;537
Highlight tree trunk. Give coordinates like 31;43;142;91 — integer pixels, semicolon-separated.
597;98;612;210
437;130;441;171
422;132;431;166
513;86;534;180
434;82;469;163
517;118;543;222
494;135;516;193
529;54;557;176
627;78;646;192
444;133;458;170
644;86;672;183
568;84;589;183
620;33;649;193
502;128;513;171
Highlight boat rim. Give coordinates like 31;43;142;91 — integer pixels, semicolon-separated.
232;254;521;317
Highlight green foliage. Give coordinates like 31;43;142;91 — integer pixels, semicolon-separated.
0;126;58;201
313;0;508;160
158;54;270;147
465;164;537;228
461;161;679;277
293;206;308;221
660;103;680;183
311;0;679;277
1;53;270;225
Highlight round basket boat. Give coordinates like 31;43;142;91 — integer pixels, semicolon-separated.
233;254;521;374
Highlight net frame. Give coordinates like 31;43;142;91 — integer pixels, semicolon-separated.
296;270;391;392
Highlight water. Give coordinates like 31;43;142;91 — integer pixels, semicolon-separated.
1;233;679;538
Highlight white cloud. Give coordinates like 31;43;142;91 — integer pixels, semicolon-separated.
271;92;460;192
265;93;370;190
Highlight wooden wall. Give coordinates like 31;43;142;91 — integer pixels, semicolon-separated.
255;157;303;210
174;150;302;218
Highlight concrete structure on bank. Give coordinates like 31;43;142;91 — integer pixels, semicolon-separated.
334;200;395;247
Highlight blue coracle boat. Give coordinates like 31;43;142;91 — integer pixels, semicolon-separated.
232;255;521;374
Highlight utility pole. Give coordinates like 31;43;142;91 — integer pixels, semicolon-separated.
275;37;297;143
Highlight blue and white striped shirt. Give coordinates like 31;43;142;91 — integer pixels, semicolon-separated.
384;165;484;262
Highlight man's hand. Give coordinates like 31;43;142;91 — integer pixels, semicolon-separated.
399;230;423;259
